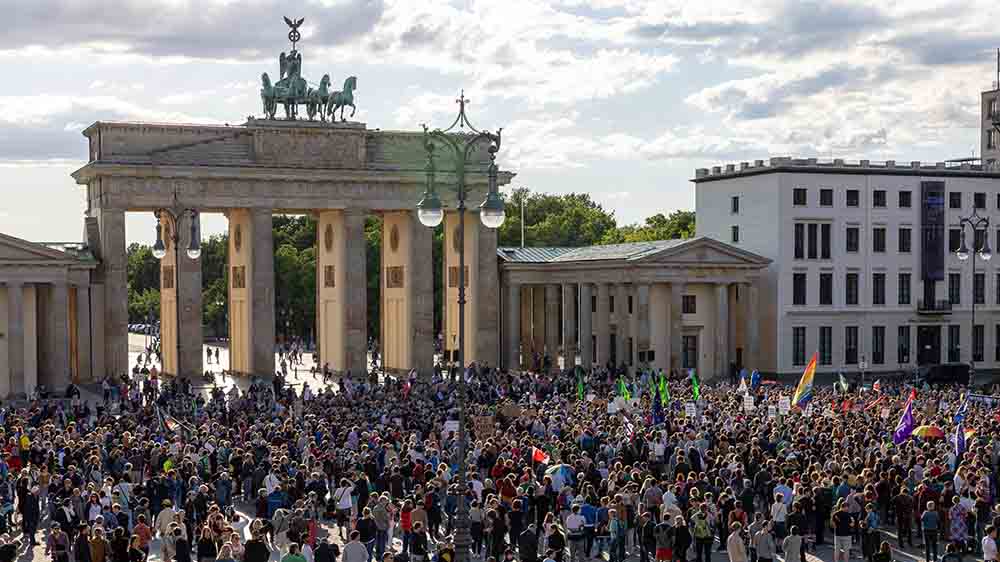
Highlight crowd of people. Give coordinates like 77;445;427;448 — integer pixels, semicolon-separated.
0;360;997;562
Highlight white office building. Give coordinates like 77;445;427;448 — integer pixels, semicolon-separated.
695;157;1000;377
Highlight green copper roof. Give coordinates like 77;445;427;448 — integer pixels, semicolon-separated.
41;243;98;263
498;238;694;263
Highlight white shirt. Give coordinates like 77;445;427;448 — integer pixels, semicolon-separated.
264;473;281;495
566;513;586;535
984;536;997;561
334;486;354;510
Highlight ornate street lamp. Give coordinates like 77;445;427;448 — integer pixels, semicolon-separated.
955;207;991;379
152;190;201;378
416;91;504;562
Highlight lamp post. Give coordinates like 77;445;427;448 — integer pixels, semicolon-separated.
415;91;504;562
955;208;992;380
152;191;201;379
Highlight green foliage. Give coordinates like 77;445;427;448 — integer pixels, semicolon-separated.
126;243;159;295
128;287;161;324
365;216;382;341
272;216;318;342
601;210;695;244
498;187;618;247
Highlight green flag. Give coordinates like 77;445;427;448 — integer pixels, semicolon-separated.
618;377;631;401
690;369;700;401
658;372;670;403
576;369;585;401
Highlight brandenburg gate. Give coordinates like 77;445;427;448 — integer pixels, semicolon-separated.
71;23;510;379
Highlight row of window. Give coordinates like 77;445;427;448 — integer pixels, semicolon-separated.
590;294;699;314
791;272;1000;306
793;223;1000;258
791;324;991;366
780;188;997;210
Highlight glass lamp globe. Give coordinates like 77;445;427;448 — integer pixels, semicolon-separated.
980;245;993;261
187;246;202;260
479;191;506;229
417;192;444;227
152;240;167;260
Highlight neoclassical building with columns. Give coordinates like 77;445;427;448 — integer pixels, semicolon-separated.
498;238;770;378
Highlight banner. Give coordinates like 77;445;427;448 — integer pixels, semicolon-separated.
778;397;791;415
743;394;754;412
472;416;495;437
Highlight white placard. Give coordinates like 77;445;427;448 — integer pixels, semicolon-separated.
586;393;596;402
767;405;777;419
743;394;755;412
607;402;618;414
442;420;460;440
880;407;890;420
803;404;814;417
685;402;697;418
778;397;791;414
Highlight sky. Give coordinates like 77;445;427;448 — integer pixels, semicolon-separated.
2;0;998;245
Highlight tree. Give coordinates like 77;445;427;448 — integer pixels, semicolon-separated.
498;188;618;247
601;210;695;244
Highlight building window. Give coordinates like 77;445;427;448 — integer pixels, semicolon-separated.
845;326;859;364
872;272;886;306
846;272;859;305
846;189;859;207
807;223;818;259
731;196;740;214
899;190;912;208
949;273;961;305
819;273;833;305
898;273;911;305
949;192;962;209
975;192;987;209
610;295;614;313
793;188;807;206
975;273;985;304
682;335;698;369
793;273;807;305
821;223;831;259
975;229;987;252
846;227;860;252
591;295;597;313
996;273;1000;304
989;129;998;150
948;325;961;362
628;295;633;314
974;324;984;362
731;225;740;243
898;227;911;253
996;324;1000;361
820;189;833;207
949;228;962;252
873;190;887;208
991;97;999;118
792;327;806;366
898;326;910;363
682;295;696;314
794;223;805;259
819;326;832;365
873;227;886;252
872;326;885;364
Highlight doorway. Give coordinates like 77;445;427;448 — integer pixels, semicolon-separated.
917;325;941;365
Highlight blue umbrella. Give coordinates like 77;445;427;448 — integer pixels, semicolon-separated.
544;464;575;491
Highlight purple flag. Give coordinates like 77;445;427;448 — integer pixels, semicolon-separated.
955;423;966;457
893;390;916;445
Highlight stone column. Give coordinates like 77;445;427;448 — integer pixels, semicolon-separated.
505;281;520;371
670;282;685;372
250;209;276;376
6;283;24;397
75;286;92;382
531;287;545;358
344;209;368;376
595;283;610;367
637;283;650;363
410;213;435;374
544;284;560;361
562;283;576;368
94;208;127;378
160;212;204;378
477;221;500;367
715;283;730;380
49;282;70;390
579;283;593;369
746;281;760;370
616;284;630;367
519;286;533;366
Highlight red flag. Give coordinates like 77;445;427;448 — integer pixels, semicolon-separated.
532;447;550;464
864;395;886;411
842;400;851;413
403;381;412;399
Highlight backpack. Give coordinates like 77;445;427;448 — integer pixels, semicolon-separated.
693;515;711;539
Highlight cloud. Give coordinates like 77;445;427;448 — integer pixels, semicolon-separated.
5;0;386;59
0;95;218;161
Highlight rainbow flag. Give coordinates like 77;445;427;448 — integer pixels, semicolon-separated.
792;352;817;407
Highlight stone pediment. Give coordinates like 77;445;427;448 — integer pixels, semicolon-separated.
636;237;770;267
0;233;80;263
